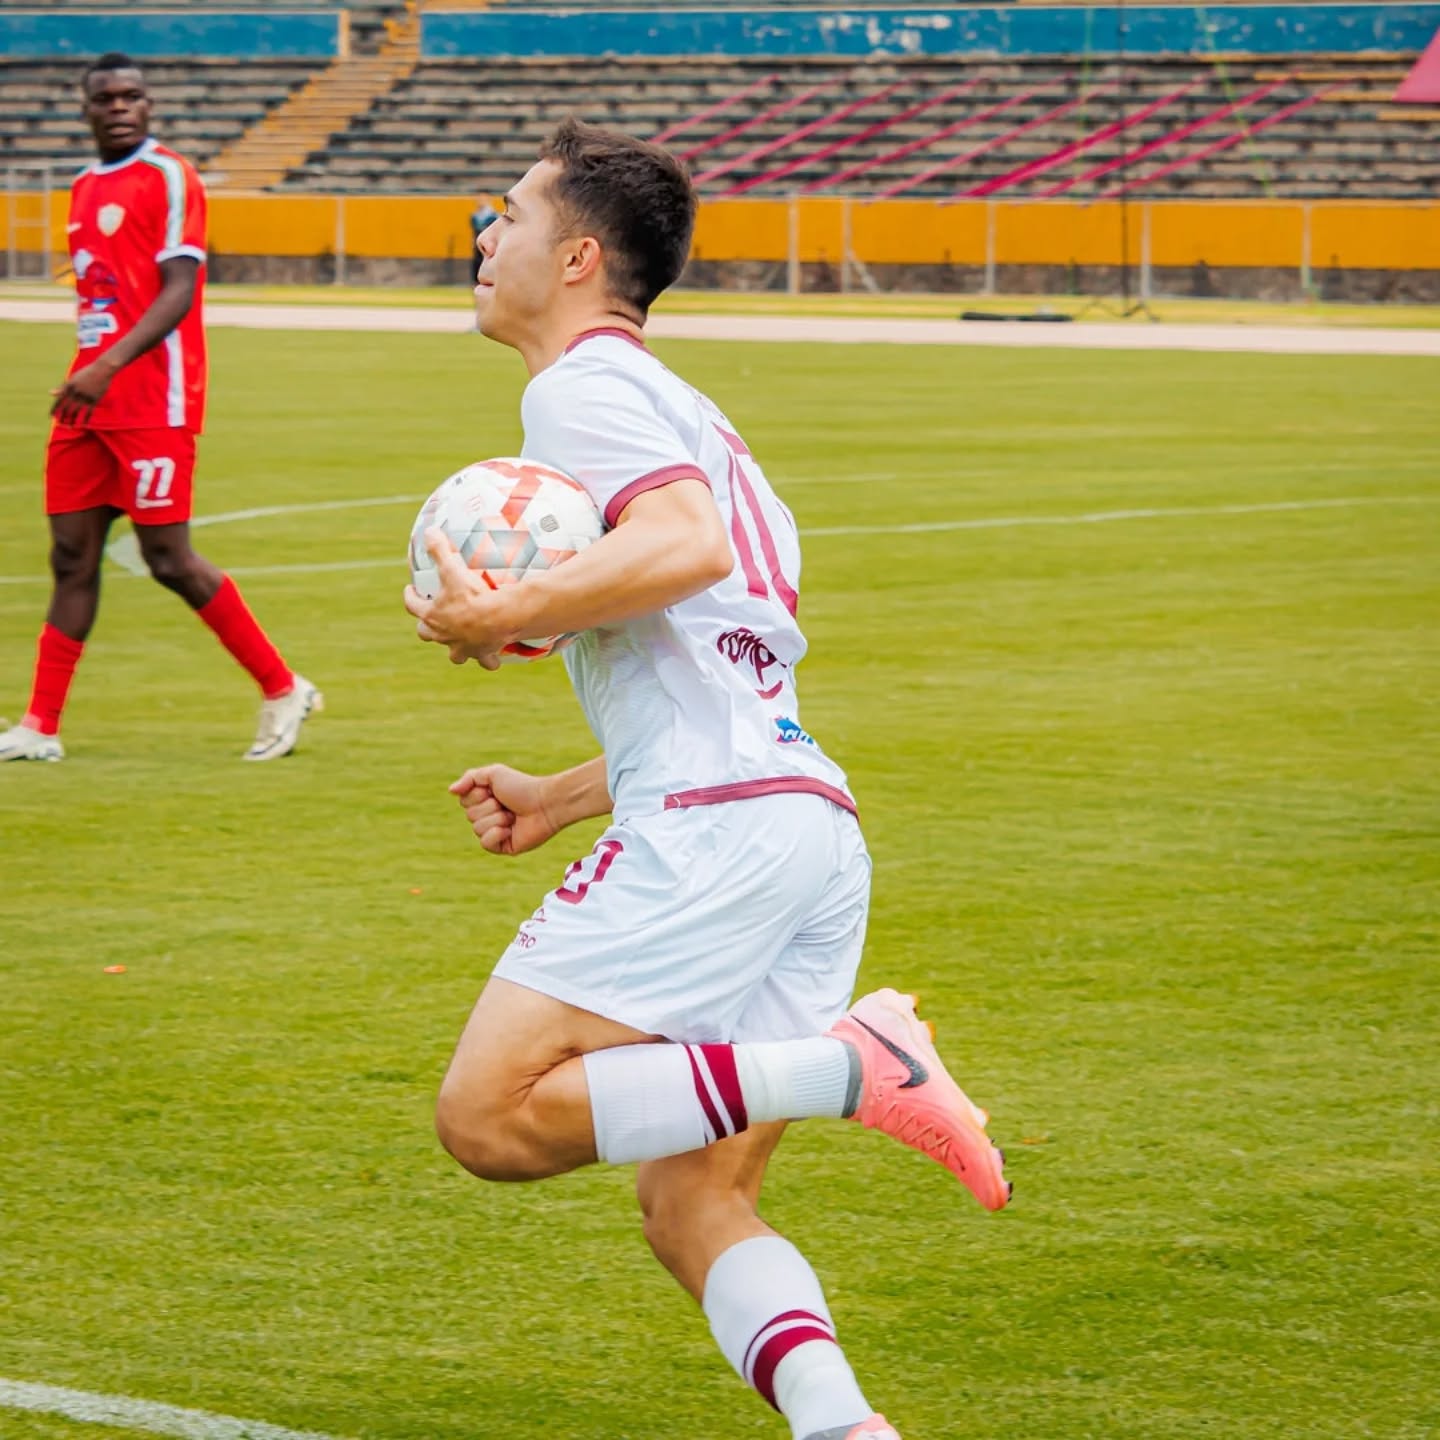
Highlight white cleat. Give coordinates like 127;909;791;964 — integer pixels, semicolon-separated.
243;676;323;762
0;719;64;763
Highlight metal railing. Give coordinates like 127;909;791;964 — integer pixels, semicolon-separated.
5;164;61;282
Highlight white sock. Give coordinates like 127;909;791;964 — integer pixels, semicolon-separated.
583;1038;856;1165
734;1037;856;1124
703;1235;871;1438
583;1044;706;1165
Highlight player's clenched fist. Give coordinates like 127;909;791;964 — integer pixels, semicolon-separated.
449;763;558;855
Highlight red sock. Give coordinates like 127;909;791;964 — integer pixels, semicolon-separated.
197;575;293;699
22;623;85;736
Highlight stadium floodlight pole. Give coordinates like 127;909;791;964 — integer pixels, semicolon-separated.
1118;0;1157;317
1079;0;1157;321
1118;0;1147;315
1118;0;1131;310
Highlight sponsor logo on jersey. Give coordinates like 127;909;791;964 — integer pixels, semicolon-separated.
717;627;786;700
774;716;816;747
73;248;93;279
98;204;126;236
82;260;120;311
514;903;550;948
77;311;119;348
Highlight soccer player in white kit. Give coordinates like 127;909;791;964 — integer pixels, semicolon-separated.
405;119;1010;1440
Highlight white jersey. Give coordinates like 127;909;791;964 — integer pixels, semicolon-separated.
519;327;854;826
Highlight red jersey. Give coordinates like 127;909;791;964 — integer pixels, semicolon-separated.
67;138;207;431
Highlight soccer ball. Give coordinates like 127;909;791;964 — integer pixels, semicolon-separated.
408;457;602;662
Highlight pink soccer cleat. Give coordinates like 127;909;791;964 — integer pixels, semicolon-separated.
804;1417;902;1440
828;988;1011;1212
844;1418;901;1440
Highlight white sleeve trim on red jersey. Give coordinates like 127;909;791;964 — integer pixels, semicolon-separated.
141;149;189;254
156;244;206;264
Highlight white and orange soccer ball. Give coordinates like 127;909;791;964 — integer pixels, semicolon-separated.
408;457;602;662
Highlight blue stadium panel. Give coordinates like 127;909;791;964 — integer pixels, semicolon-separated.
421;4;1440;60
0;10;343;59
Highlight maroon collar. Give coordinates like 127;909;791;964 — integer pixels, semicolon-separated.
563;325;648;355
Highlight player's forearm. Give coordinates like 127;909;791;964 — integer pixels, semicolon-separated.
499;493;731;642
542;756;612;829
101;279;194;374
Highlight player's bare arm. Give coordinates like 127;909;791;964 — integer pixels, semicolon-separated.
51;255;199;425
404;478;730;658
450;755;610;855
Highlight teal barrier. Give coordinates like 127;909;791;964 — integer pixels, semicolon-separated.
0;10;342;59
421;4;1440;58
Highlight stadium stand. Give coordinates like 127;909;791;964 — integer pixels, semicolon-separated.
207;15;419;188
276;54;1439;199
0;56;316;173
1394;18;1440;96
2;4;1434;295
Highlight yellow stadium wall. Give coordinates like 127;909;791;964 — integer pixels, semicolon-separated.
4;193;1438;272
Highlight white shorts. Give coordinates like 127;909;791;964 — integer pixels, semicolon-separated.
493;791;871;1043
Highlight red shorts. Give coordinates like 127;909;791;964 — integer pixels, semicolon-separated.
45;424;197;525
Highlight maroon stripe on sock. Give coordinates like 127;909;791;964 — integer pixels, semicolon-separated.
697;1043;749;1134
751;1325;838;1411
685;1045;726;1144
741;1309;833;1381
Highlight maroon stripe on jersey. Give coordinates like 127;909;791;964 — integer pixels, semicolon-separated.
715;424;754;460
750;1322;839;1410
684;1045;727;1144
664;777;859;818
732;459;800;616
696;1043;748;1135
725;451;768;599
603;464;710;529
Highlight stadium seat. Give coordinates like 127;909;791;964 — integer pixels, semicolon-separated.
0;57;318;173
267;52;1439;199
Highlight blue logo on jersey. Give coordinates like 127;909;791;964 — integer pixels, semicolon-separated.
76;311;119;349
774;716;816;747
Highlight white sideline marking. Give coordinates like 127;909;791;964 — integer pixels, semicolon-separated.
5;297;1440;356
0;1377;348;1440
190;493;424;526
0;493;1431;589
103;493;425;576
0;490;1426;590
803;493;1437;537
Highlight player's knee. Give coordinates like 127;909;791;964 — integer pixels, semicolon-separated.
434;1084;546;1182
49;536;100;590
139;541;193;589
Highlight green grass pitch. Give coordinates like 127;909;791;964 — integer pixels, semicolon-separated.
0;319;1436;1440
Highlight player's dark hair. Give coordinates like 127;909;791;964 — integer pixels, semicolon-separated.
538;117;696;319
83;53;142;89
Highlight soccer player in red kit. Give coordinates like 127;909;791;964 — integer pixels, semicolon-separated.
0;54;320;763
